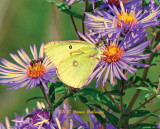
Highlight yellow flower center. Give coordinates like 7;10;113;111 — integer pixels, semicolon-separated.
27;61;46;79
117;10;137;28
102;43;123;63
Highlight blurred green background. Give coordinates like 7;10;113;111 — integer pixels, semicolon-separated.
0;0;160;127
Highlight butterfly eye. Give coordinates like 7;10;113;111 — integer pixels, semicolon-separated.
73;60;78;67
69;45;72;49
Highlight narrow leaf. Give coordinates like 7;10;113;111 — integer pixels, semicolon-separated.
131;123;157;129
78;88;120;113
122;110;158;119
87;103;119;127
48;1;83;19
26;96;44;103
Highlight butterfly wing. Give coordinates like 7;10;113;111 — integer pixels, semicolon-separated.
57;47;101;88
44;41;94;67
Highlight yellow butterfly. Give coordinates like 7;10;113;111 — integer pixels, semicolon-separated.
44;40;102;88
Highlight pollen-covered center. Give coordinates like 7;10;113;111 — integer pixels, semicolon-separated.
27;61;46;79
117;10;137;28
102;43;123;63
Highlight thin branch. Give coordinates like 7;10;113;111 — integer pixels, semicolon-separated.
102;84;121;109
130;102;160;128
124;95;156;116
82;0;89;34
69;6;81;40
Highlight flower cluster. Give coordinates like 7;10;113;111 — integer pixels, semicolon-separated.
0;102;72;129
0;0;160;128
0;43;57;94
0;102;117;129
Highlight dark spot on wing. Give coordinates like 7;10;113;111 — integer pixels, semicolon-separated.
69;45;72;49
73;60;78;67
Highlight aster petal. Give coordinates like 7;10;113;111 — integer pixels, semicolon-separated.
112;63;121;80
26;80;35;89
96;64;108;87
114;63;127;80
86;65;102;86
41;80;49;94
30;44;37;59
17;50;29;64
5;116;11;129
9;53;27;68
68;119;73;129
0;58;25;71
77;31;92;43
70;113;86;127
110;64;114;85
0;76;27;83
39;43;44;58
0;123;5;129
6;80;29;90
20;48;31;63
102;64;111;86
33;44;38;59
140;7;160;23
126;41;150;55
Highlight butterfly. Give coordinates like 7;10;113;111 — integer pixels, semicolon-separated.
44;40;102;88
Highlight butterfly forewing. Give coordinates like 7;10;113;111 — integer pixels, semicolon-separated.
44;41;95;67
57;47;100;88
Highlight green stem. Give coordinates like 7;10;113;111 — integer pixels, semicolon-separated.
127;53;155;110
82;0;89;34
52;89;73;109
102;85;120;109
39;85;52;107
69;6;81;40
117;96;124;129
124;95;156;116
102;124;106;129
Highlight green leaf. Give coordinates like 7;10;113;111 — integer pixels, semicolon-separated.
78;95;88;103
122;110;158;119
136;87;150;92
131;123;157;129
78;88;120;113
87;103;119;127
26;96;44;103
145;92;152;100
48;82;55;104
88;104;108;125
48;0;83;19
99;90;125;96
156;25;160;29
154;0;160;6
53;81;66;94
24;114;33;120
87;1;104;12
77;95;108;125
144;0;149;8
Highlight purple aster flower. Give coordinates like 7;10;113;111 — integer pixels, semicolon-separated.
70;109;116;129
0;102;73;129
79;29;150;86
84;0;160;39
0;43;57;94
158;123;160;129
0;117;11;129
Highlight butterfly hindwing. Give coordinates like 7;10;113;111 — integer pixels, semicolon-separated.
57;47;100;88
